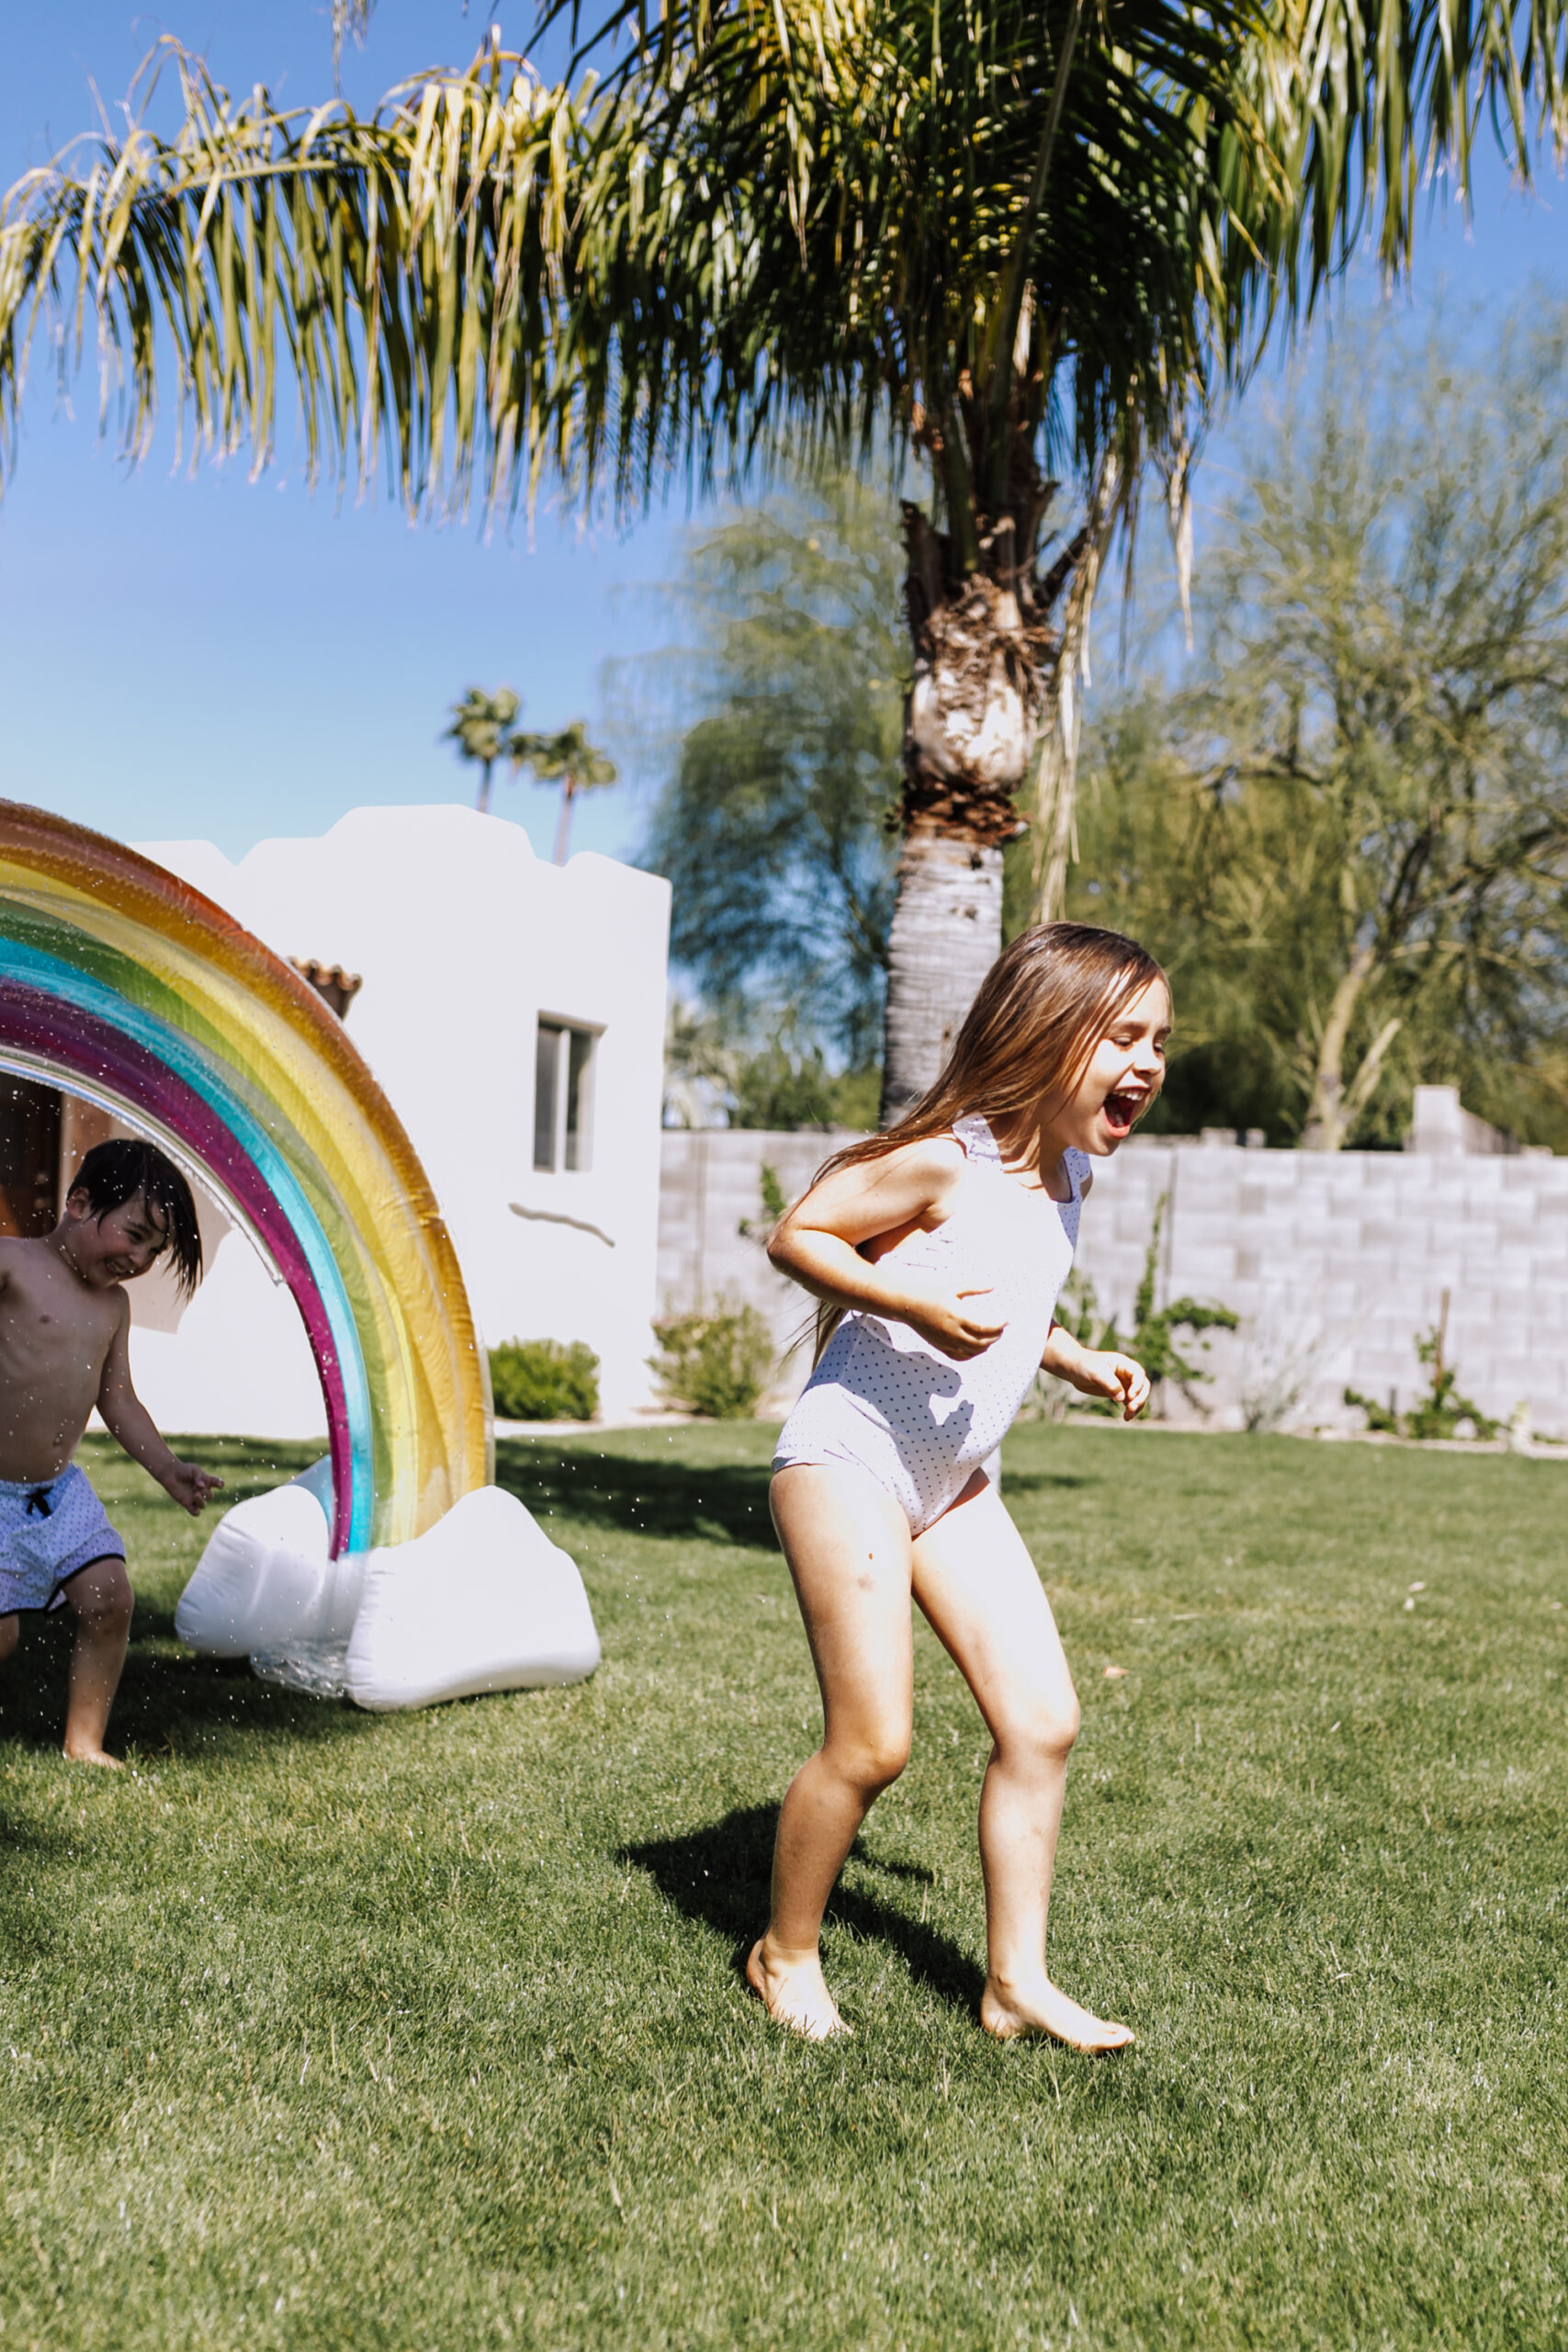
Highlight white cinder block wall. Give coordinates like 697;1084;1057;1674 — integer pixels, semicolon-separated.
659;1119;1568;1436
1066;1137;1568;1434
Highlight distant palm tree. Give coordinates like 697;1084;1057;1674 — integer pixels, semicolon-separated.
444;685;521;815
509;721;617;864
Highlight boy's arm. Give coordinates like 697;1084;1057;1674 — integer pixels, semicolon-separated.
96;1295;224;1516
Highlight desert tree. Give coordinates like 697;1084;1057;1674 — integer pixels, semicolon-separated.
641;465;903;1080
1071;308;1568;1148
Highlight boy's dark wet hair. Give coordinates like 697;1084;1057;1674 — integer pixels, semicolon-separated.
68;1138;203;1297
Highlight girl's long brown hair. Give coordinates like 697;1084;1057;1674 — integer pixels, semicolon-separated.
807;922;1167;1363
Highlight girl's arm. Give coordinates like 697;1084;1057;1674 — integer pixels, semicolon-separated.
1041;1322;1151;1421
769;1140;1007;1362
96;1296;225;1515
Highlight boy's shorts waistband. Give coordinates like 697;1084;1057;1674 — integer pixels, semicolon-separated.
0;1471;70;1496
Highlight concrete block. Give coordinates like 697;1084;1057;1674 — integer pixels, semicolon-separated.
660;1129;1568;1430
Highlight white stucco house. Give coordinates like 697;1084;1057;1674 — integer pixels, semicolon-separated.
107;805;670;1435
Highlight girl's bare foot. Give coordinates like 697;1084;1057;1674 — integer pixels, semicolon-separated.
62;1741;122;1770
981;1974;1134;2054
746;1936;851;2041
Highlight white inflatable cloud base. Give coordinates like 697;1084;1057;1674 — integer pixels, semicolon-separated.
175;1467;600;1711
174;1459;352;1657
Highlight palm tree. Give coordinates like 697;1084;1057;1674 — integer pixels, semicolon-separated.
508;720;617;864
3;12;1564;1112
443;685;522;815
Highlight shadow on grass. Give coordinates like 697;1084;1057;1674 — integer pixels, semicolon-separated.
0;1805;69;1860
498;1444;779;1553
622;1805;986;2018
0;1437;372;1764
998;1469;1094;1495
0;1609;372;1765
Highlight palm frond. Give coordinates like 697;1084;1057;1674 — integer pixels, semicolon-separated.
0;37;582;514
332;1;376;83
1;0;1563;528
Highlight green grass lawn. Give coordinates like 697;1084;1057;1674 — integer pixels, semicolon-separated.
2;1423;1565;2350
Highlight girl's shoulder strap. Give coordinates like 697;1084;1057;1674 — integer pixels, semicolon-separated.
950;1113;1003;1167
1048;1147;1090;1246
1063;1146;1091;1201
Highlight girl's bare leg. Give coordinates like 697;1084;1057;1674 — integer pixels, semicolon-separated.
913;1475;1132;2052
60;1556;132;1768
752;1464;916;2038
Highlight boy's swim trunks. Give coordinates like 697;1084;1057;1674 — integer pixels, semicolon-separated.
0;1467;126;1615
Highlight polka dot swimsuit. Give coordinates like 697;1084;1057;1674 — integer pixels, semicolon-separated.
773;1115;1089;1533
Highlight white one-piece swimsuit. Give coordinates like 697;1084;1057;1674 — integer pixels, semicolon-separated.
772;1115;1089;1533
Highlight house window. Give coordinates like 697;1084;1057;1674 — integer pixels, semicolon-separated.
533;1019;598;1172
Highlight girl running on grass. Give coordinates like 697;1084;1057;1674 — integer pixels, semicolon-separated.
754;922;1168;2050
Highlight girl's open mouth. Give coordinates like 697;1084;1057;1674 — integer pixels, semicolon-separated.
1102;1091;1141;1136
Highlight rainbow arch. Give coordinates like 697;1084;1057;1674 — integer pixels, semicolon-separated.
0;803;491;1557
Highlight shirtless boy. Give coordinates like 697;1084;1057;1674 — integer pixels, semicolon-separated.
0;1137;222;1766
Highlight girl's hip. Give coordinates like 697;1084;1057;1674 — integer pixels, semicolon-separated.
773;1382;1007;1537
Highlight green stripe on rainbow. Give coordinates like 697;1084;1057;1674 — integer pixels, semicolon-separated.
0;805;491;1557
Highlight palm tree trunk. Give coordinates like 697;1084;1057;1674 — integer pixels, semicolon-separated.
880;837;1006;1120
878;473;1081;1122
477;759;493;816
552;776;577;865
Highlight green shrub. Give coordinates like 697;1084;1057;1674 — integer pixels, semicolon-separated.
1345;1317;1499;1442
650;1299;774;1419
738;1161;789;1241
488;1338;600;1422
1342;1385;1401;1435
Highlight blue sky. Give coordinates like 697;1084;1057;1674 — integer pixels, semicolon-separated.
1;4;1564;867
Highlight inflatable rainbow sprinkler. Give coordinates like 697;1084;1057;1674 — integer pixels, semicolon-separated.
0;804;599;1709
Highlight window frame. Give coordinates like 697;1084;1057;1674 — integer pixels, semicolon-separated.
532;1015;602;1174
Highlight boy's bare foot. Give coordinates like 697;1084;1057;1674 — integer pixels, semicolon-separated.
746;1936;851;2041
62;1741;122;1770
981;1974;1134;2054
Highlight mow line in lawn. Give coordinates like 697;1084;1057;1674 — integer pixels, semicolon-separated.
0;1423;1563;2349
